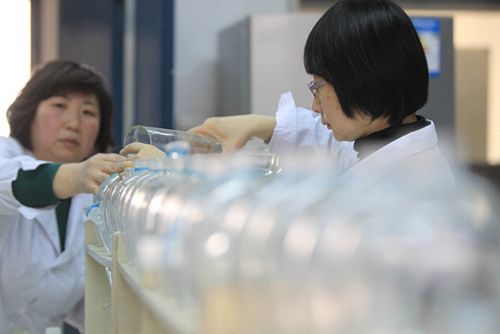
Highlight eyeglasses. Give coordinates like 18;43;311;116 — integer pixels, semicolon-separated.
307;80;327;97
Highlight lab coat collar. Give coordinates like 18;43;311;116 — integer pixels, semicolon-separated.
353;116;430;160
344;120;439;181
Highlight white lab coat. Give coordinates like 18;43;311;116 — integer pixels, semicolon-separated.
0;136;90;334
268;92;454;189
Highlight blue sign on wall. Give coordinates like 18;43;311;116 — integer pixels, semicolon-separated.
412;18;441;78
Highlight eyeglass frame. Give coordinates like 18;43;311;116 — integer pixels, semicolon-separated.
307;80;327;97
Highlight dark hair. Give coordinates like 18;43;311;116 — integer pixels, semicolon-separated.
304;0;428;126
7;60;115;153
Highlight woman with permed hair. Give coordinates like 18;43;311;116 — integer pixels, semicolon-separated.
0;60;124;333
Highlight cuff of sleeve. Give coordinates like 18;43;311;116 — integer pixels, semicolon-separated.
12;163;62;208
268;91;298;151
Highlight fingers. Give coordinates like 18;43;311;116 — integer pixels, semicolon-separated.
120;143;165;161
118;160;135;170
80;153;127;194
188;117;229;140
187;125;203;134
89;153;125;175
188;125;217;139
188;116;258;152
86;179;100;195
96;152;124;161
120;142;148;156
89;169;116;194
222;142;243;153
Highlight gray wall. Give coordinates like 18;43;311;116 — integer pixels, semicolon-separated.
173;0;292;130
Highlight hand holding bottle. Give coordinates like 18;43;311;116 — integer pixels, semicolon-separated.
53;153;125;197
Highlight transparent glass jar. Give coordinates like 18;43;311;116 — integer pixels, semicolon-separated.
123;125;222;154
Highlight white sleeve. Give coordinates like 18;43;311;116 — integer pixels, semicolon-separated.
0;139;54;218
268;92;358;171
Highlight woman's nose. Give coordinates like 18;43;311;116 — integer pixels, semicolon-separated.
311;96;322;114
65;109;81;130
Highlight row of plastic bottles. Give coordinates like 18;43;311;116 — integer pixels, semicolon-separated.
86;126;500;334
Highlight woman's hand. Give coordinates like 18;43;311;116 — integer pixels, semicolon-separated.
120;143;165;160
117;143;165;170
189;115;276;153
53;153;125;197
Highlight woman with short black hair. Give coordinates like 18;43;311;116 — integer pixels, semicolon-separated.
185;0;453;185
303;0;429;127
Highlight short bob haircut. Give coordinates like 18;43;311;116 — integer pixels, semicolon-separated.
7;60;115;154
304;0;428;126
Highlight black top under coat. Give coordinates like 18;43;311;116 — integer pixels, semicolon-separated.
353;115;430;160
